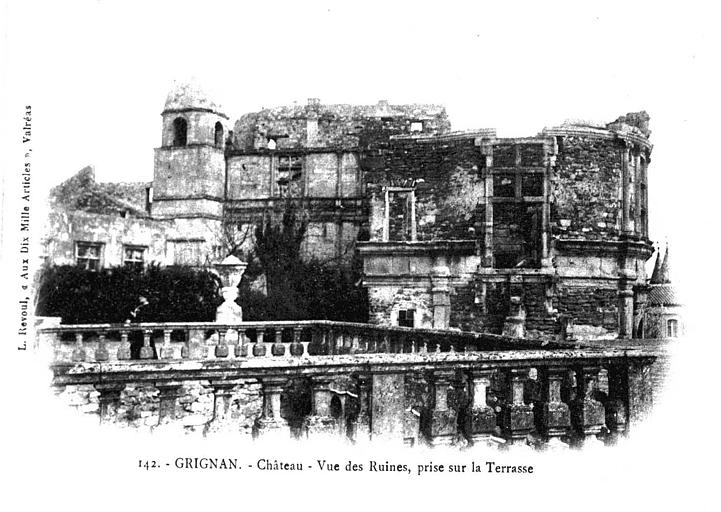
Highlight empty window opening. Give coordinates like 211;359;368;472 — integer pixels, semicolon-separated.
492;144;516;167
522;175;543;197
123;246;146;271
173;117;188;146
492;203;541;268
397;309;415;328
277;155;303;197
385;188;416;241
214;122;223;148
76;242;103;271
493;175;515;197
667;319;678;338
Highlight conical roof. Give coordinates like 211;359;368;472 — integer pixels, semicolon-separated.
650;247;671;285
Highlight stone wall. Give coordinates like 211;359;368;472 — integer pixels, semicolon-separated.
364;137;484;242
550;135;623;241
44;209;173;268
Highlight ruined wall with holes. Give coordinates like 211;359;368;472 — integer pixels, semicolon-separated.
363;137;485;242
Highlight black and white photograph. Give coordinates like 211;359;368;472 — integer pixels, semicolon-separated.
2;1;717;510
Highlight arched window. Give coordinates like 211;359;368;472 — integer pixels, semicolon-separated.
214;121;223;148
667;319;679;338
173;117;188;146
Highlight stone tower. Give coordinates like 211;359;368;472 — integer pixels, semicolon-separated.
152;81;230;265
152;80;229;219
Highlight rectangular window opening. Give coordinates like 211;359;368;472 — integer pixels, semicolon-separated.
123;245;146;270
397;309;415;328
385;188;417;242
76;242;103;271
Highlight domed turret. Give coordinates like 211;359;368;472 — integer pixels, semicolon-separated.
153;79;229;221
163;79;225;116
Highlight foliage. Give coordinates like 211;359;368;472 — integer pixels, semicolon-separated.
35;263;222;324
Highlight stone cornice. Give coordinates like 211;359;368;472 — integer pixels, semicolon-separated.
358;240;477;256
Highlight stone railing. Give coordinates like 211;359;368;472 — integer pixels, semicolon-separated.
40;320;563;363
40;321;658;448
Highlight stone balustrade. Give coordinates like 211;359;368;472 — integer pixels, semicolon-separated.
40;320;559;364
42;320;658;449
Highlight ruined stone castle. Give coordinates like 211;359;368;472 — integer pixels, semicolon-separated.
45;81;660;341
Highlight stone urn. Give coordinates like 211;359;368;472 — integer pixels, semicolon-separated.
212;255;248;324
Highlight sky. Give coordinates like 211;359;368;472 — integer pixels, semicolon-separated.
2;0;719;307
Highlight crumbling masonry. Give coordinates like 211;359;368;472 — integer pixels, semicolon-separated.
45;82;654;341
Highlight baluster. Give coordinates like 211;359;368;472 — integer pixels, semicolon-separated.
95;383;125;424
501;368;535;444
214;328;229;358
604;364;629;442
383;331;390;353
72;332;86;362
351;332;360;354
95;332;109;362
422;370;457;446
181;329;190;359
205;380;242;435
253;329;267;357
254;377;289;439
118;329;131;360
354;374;372;442
140;329;154;359
539;366;571;445
467;369;497;446
235;328;247;357
570;366;605;446
290;326;304;356
303;375;338;438
271;328;285;356
155;381;182;431
411;340;417;353
160;329;175;359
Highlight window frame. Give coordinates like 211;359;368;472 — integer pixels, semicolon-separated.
123;245;147;270
667;318;679;338
75;241;104;271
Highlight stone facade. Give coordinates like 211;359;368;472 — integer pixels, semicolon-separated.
44;81;662;341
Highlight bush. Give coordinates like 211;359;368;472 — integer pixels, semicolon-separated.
35;264;222;324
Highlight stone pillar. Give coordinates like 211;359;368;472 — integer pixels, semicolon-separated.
622;144;632;234
118;329;131;360
431;265;451;330
467;369;497;446
95;333;109;362
539;367;571;443
570;367;605;445
72;332;86;362
95;383;125;424
354;374;372;442
140;329;154;359
205;380;241;435
604;364;629;443
255;377;289;438
155;381;183;430
482;144;494;267
502;296;526;338
159;329;175;359
213;255;248;324
371;372;406;443
501;368;534;444
618;271;635;339
423;370;457;446
304;376;338;438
